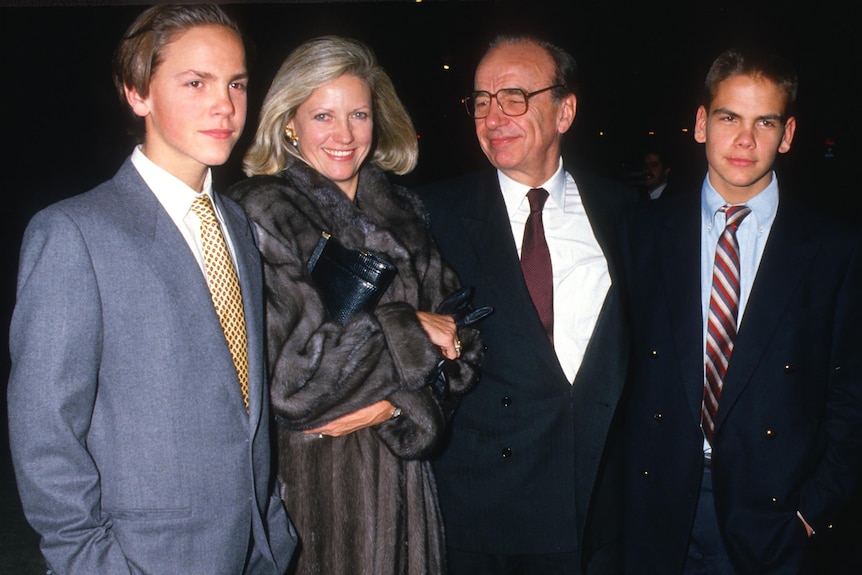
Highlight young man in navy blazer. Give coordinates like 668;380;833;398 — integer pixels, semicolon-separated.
7;5;297;573
622;47;862;574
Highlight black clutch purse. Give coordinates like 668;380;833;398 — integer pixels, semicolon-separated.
307;231;397;324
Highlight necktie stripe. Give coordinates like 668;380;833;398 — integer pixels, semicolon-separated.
702;204;750;445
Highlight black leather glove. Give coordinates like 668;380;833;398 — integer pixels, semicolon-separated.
425;287;493;399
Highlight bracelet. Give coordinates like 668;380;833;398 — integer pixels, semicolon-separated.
390;406;403;419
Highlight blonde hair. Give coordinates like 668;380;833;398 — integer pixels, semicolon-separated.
243;35;418;177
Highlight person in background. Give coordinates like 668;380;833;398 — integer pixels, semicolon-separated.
7;4;297;574
641;148;672;200
227;35;483;575
621;46;862;574
418;34;636;575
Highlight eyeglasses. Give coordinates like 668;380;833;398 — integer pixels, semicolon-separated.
463;84;564;119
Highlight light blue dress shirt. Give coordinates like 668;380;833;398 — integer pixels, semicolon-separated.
700;172;779;455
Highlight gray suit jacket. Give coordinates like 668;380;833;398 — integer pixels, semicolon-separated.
7;158;297;574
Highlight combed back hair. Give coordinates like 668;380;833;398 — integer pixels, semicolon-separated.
704;47;798;118
243;35;418;177
112;4;242;139
112;4;241;102
485;34;578;100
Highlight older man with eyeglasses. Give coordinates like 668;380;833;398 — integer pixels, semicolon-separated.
418;34;637;575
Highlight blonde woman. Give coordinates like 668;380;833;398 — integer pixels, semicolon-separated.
228;36;483;575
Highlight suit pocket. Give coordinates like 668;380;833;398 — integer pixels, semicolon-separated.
103;506;192;521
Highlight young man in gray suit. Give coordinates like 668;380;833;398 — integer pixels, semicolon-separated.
419;35;636;574
7;5;297;574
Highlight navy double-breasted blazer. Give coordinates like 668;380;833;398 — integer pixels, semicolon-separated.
621;188;862;574
419;166;635;573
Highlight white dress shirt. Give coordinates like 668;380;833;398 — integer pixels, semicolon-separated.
131;145;240;275
499;159;611;383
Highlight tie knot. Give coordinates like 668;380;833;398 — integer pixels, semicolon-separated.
723;204;751;230
190;195;218;224
527;188;549;214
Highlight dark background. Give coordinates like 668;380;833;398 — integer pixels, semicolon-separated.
1;1;860;572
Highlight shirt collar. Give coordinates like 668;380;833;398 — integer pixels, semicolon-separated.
701;170;779;232
499;158;566;217
131;145;214;221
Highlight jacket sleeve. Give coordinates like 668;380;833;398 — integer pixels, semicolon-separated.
252;188;482;458
799;231;862;532
370;200;484;457
8;209;135;574
249;193;441;426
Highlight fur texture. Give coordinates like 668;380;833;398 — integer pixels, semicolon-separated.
228;158;482;575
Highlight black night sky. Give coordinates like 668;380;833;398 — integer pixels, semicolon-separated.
1;1;861;570
4;1;858;358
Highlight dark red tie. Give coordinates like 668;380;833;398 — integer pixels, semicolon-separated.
702;204;751;445
521;188;554;342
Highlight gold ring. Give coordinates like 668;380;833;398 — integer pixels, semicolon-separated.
454;338;462;355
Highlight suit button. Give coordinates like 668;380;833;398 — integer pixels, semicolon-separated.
501;396;511;407
642;470;649;477
649;350;659;358
765;429;776;439
653;413;663;421
770;497;779;505
784;364;795;374
501;447;512;458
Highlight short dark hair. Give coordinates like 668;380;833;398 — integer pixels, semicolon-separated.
703;47;798;118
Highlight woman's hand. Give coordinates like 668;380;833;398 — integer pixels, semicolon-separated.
416;311;460;360
304;400;396;437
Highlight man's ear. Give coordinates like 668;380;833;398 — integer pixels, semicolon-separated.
694;105;707;144
557;93;577;135
124;84;150;118
779;116;796;154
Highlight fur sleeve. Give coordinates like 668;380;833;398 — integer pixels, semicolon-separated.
232;181;444;432
368;197;485;458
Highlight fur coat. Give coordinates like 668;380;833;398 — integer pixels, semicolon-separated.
228;158;482;575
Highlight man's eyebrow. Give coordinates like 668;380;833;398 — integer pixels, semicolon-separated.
757;113;785;122
180;69;213;78
179;70;249;82
711;107;738;117
712;107;784;122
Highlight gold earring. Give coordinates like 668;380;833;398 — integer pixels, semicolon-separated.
284;125;298;147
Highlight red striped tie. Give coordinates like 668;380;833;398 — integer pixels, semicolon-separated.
702;204;751;444
521;188;554;343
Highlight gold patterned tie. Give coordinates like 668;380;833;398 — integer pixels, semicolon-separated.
190;195;249;411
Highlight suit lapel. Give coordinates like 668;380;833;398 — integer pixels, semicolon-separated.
216;193;265;428
576;170;624;283
113;162;211;307
716;199;819;430
466;171;566;380
658;195;707;420
114;162;252;421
